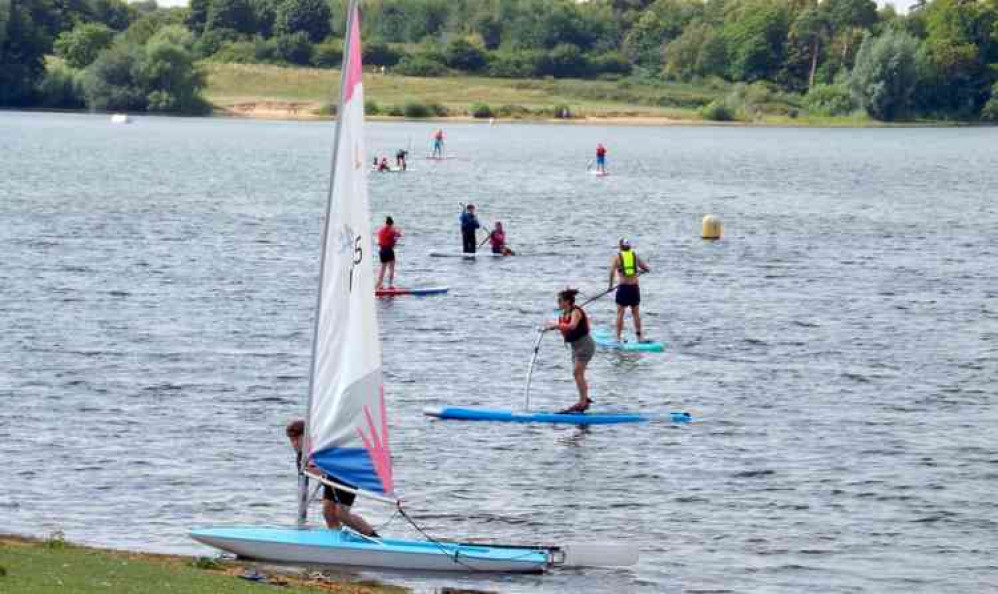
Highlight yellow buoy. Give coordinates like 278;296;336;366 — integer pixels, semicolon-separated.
701;215;722;240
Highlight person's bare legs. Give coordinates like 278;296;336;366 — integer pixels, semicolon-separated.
376;263;387;290
573;360;589;409
321;500;343;529
387;260;396;288
335;503;377;536
632;304;643;340
616;304;626;342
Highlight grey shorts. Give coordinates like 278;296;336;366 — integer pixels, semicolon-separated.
570;335;596;364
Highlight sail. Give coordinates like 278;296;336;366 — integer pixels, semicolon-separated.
305;1;393;497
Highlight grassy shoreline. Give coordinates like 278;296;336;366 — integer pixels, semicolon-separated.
0;532;405;594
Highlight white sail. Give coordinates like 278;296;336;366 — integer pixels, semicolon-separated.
304;1;393;497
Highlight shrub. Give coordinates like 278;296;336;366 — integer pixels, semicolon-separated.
700;99;734;121
193;27;240;59
539;44;589;78
311;39;342;68
982;83;998;122
552;104;574;119
403;100;432;118
497;104;530;118
849;31;918;122
386;104;404;116
54;23;116;69
428;102;448;116
363;41;402;67
211;40;259;63
394;55;447;77
276;32;313;65
365;100;380;115
38;64;86;108
470;103;493;118
590;51;632;77
253;36;279;62
804;83;855;116
488;51;542;78
444;38;487;72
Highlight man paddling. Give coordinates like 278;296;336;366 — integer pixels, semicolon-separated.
460;204;480;254
595;143;607;174
432;129;445;158
375;216;401;290
609;238;650;343
286;420;379;537
395;149;408;171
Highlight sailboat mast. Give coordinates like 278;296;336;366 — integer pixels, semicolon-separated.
299;0;362;528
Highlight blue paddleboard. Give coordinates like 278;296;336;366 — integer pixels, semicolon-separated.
591;329;665;352
424;406;691;425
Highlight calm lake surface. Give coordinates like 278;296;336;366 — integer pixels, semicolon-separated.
1;111;996;593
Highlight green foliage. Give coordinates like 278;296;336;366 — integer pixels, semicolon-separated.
444;38;487;71
497;103;531;118
365;99;380;114
1;0;58;106
849;30;919;121
662;22;725;80
210;37;278;63
275;31;312;64
700;98;734;120
206;0;256;35
311;38;342;67
274;0;330;42
487;50;542;78
186;0;209;34
539;43;589;78
470;102;493;118
402;99;431;117
37;62;86;107
193;27;239;58
722;0;790;82
804;82;855;115
395;54;447;76
590;51;632;76
362;41;402;67
552;103;574;118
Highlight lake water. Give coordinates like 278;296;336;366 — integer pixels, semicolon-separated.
1;111;996;593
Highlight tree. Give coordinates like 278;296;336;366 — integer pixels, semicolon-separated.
1;0;57;106
722;0;790;82
82;42;147;110
787;6;832;90
540;42;589;77
186;0;209;34
274;0;330;43
206;0;256;35
849;30;919;121
54;22;115;68
275;30;311;64
136;31;207;112
662;21;725;80
444;38;487;71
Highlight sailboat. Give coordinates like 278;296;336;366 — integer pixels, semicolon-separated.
190;0;637;573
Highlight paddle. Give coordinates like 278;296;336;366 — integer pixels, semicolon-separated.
522;328;547;411
578;270;646;308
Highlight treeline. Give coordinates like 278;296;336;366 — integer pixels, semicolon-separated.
1;0;208;114
2;0;998;120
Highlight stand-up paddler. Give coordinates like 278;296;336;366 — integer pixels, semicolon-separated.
609;238;650;342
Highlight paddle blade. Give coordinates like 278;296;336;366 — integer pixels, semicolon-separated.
560;543;640;567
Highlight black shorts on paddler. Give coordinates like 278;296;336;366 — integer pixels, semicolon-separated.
379;247;395;263
616;283;641;307
323;482;357;507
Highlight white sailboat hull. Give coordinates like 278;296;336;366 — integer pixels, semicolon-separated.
191;527;551;573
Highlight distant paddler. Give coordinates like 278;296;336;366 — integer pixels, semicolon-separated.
595;143;608;174
486;221;514;256
544;288;595;414
286;420;379;537
460;204;480;254
432;129;445;158
375;216;402;290
395;148;408;171
609;238;650;343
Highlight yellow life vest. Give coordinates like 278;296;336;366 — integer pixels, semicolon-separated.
619;250;637;277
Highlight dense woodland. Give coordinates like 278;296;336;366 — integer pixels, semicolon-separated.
2;0;997;120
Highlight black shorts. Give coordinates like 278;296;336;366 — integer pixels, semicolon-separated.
379;247;395;263
616;283;640;307
323;483;356;507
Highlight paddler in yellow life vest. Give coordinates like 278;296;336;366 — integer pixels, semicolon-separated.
609;238;651;343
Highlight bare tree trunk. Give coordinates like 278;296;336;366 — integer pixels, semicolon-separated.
809;37;820;89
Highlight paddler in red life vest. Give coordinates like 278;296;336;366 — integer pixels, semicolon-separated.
595;143;607;174
609;238;650;343
432;129;445;158
375;216;402;290
545;288;596;414
487;222;514;256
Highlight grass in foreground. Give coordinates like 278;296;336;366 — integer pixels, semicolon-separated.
0;533;405;594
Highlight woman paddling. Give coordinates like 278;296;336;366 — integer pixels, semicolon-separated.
487;221;514;256
546;288;595;413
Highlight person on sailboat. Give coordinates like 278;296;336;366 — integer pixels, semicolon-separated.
487;222;513;256
545;288;595;413
432;129;445;158
395;149;408;171
286;420;379;537
595;143;607;174
460;204;480;254
375;216;402;290
609;238;650;343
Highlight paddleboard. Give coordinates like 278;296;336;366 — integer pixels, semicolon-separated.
424;406;692;425
369;167;410;173
428;251;507;258
375;286;448;297
589;170;610;177
592;328;665;352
